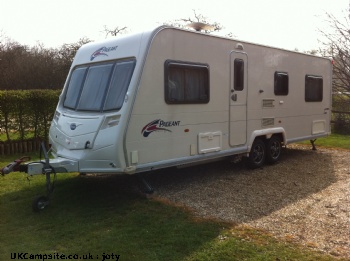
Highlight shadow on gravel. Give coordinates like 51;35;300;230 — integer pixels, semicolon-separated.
144;145;337;223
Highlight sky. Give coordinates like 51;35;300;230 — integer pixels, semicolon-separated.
0;0;349;51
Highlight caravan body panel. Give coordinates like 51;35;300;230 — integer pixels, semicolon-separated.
49;26;332;174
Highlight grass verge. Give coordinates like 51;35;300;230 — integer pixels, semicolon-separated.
299;133;350;150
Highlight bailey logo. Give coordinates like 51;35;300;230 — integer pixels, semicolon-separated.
90;45;118;61
141;119;180;137
68;122;82;130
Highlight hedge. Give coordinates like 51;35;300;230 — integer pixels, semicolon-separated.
0;90;61;143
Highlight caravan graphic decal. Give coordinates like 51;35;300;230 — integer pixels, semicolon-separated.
90;45;118;61
141;119;180;137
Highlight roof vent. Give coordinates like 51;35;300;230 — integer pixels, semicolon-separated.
187;22;214;32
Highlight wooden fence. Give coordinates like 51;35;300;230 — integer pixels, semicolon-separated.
0;139;46;156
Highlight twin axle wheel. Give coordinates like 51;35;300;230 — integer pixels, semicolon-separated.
248;136;282;169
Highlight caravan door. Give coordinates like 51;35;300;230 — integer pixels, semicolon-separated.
229;51;248;146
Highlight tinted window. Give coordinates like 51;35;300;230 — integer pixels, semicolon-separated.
63;67;87;109
305;75;323;102
104;60;135;111
274;72;289;95
165;60;209;104
63;59;135;111
234;59;244;91
77;63;113;111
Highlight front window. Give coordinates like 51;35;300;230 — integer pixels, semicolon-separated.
63;59;136;111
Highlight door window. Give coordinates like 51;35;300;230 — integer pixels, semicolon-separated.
234;59;244;91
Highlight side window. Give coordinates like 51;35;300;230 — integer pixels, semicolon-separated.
234;59;244;91
274;72;288;95
165;60;209;104
305;75;323;102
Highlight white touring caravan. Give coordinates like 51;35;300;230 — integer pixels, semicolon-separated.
2;26;332;210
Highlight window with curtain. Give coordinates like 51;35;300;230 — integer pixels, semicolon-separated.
165;60;209;104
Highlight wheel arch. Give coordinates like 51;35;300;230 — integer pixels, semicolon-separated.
248;127;286;151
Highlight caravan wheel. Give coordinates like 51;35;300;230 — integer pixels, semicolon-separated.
248;139;266;169
266;136;282;164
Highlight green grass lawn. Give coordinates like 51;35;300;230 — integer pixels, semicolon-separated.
0;134;348;261
299;133;350;150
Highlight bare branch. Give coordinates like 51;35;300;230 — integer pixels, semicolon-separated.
102;25;128;38
164;9;224;34
320;10;350;96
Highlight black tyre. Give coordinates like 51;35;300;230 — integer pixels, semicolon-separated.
32;196;49;212
248;138;266;169
266;136;282;164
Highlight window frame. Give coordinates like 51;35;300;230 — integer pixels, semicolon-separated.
274;71;289;96
305;74;323;102
62;58;136;112
164;60;210;104
76;63;115;111
234;58;244;91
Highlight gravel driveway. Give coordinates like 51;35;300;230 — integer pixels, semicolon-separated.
144;144;350;259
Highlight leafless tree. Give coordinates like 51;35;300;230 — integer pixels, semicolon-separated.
320;11;350;99
102;25;128;38
57;37;92;81
180;10;223;33
163;9;234;36
0;36;91;90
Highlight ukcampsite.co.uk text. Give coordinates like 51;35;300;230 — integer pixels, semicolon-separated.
10;252;120;261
